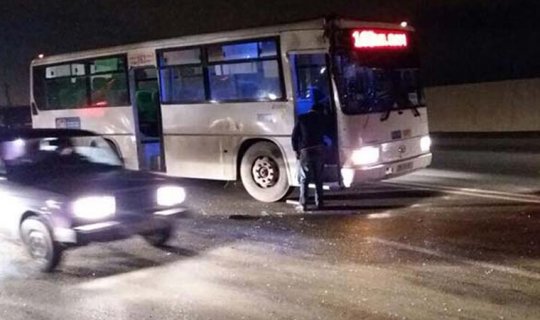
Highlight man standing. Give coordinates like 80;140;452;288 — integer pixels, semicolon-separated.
292;102;326;212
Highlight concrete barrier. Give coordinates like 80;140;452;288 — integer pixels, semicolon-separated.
426;78;540;132
431;132;540;153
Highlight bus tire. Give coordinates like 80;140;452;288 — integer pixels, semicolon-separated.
240;141;290;203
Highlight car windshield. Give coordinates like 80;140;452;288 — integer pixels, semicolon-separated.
0;135;122;178
333;51;426;115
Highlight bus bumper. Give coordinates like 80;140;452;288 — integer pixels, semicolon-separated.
341;153;432;187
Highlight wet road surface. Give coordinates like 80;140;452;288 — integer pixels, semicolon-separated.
1;158;540;319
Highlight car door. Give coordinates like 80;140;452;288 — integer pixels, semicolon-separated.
0;159;27;240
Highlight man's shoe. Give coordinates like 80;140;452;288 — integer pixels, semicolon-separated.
315;202;324;210
295;204;308;212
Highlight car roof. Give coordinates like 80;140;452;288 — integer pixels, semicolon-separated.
0;128;98;142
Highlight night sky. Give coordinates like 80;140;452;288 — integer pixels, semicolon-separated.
1;0;539;105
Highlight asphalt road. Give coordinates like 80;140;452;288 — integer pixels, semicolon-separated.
1;149;539;320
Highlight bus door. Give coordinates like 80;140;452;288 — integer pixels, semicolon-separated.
130;67;165;171
289;53;340;183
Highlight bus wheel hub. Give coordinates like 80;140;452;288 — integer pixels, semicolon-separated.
252;157;279;188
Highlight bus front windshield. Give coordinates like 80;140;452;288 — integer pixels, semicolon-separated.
333;51;425;115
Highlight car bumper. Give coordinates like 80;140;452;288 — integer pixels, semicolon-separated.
53;207;187;245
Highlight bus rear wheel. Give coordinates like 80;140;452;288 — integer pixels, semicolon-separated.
240;141;290;203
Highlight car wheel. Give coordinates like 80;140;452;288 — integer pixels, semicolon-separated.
20;217;62;273
143;224;173;247
240;141;291;202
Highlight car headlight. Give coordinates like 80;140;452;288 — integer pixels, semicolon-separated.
420;136;432;152
72;196;116;220
352;146;380;166
157;186;186;207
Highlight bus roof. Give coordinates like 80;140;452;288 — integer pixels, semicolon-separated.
32;18;413;66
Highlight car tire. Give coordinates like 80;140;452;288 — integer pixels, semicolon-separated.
240;141;291;203
143;224;173;247
20;216;62;273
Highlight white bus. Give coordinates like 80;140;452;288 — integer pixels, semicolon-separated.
30;18;432;202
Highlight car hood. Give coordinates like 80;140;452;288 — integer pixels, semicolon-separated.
31;169;173;197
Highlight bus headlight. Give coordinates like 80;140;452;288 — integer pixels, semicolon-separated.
157;186;186;207
72;196;116;220
352;146;380;166
420;136;432;153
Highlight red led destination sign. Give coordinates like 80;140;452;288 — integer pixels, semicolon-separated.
352;30;408;49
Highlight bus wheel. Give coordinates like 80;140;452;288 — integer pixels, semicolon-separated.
240;142;290;203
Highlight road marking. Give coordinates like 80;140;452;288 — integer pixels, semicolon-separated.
367;237;540;280
386;181;540;204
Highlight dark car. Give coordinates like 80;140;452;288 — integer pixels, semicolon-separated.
0;128;187;272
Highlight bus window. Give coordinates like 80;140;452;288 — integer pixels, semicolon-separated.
89;57;129;107
207;39;283;102
33;55;129;110
46;76;88;110
43;64;87;110
159;66;205;103
158;48;206;103
208;60;281;101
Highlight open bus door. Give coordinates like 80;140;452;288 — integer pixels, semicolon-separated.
129;67;166;172
289;53;340;184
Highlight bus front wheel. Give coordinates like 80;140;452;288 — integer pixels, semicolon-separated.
240;142;290;203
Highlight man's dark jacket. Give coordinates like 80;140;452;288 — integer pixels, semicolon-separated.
292;110;325;154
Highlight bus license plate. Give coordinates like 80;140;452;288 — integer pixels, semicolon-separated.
396;162;413;172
